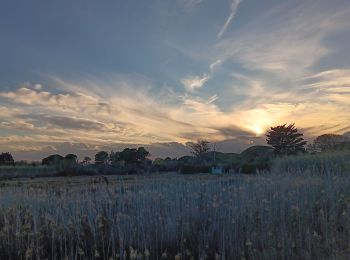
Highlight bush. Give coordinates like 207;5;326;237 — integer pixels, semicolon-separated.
240;160;271;174
180;165;211;174
55;166;99;177
152;158;179;172
237;146;274;174
0;165;57;179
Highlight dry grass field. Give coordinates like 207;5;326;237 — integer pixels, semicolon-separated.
0;169;349;259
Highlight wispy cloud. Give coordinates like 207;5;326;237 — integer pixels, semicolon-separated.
217;0;243;39
0;79;251;147
181;74;210;91
181;59;222;92
300;69;350;93
216;1;350;77
2;72;350;158
0;86;109;114
209;59;222;71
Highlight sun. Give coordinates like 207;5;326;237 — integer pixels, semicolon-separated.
252;126;265;136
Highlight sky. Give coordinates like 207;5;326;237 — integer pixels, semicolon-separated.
1;0;350;160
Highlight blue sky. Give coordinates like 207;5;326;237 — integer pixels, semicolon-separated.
1;0;350;160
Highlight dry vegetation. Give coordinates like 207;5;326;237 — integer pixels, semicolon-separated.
0;162;350;259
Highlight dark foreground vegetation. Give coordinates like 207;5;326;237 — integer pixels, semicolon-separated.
0;124;349;259
1;124;349;178
0;159;349;259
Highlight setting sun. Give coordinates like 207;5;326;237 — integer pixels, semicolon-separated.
252;126;265;136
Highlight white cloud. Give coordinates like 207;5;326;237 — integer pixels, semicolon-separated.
34;84;42;90
301;69;350;91
181;74;210;91
0;87;111;115
209;59;222;71
215;1;350;79
1;72;350;156
217;0;243;39
181;59;222;92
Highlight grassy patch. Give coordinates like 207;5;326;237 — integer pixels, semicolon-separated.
0;172;349;259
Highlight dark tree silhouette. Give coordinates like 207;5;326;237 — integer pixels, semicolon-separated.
65;154;78;163
119;147;150;164
312;134;348;152
266;124;307;155
0;152;15;166
188;139;211;158
83;156;92;165
109;151;121;164
95;151;109;165
64;154;78;170
136;147;150;162
42;154;64;165
119;148;137;164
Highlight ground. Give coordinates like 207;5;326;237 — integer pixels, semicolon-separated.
0;172;349;259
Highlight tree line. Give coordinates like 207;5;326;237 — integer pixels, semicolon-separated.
1;124;349;174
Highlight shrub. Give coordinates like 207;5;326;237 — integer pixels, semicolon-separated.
180;164;211;174
238;146;274;174
152;158;179;172
240;160;271;174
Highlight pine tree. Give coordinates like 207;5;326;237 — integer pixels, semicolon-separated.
266;123;307;155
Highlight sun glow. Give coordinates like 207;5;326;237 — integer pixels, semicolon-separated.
252;126;265;136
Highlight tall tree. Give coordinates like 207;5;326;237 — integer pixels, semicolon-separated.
188;139;211;158
42;154;64;165
64;154;78;169
119;147;150;164
266;124;306;155
119;148;137;164
65;154;78;163
0;152;15;166
95;151;109;165
109;151;121;164
136;147;150;162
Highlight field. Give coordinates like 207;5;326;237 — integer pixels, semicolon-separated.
0;165;57;179
0;169;349;260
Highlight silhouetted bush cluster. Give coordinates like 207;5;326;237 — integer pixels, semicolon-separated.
180;165;211;174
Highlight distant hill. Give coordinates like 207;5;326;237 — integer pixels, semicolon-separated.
238;146;274;173
199;146;274;173
240;145;274;159
201;151;240;165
